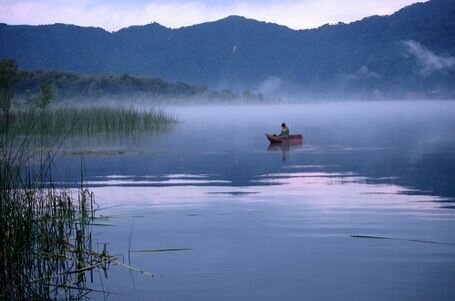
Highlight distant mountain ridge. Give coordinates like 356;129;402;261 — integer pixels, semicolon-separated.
1;0;455;99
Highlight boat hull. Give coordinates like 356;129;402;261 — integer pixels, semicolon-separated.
265;134;303;144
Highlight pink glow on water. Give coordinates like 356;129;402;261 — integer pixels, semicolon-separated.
88;172;449;215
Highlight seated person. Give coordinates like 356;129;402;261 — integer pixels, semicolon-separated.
278;122;289;137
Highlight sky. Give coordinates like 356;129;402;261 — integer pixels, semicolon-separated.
0;0;426;31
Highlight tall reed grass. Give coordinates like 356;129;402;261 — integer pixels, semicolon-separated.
0;109;137;299
5;106;176;136
1;66;164;297
0;127;117;299
1;63;158;298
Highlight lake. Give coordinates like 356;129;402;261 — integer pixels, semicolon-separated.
55;101;455;300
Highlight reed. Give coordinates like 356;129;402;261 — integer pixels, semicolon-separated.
1;62;155;298
5;106;176;136
0;140;118;299
0;110;121;299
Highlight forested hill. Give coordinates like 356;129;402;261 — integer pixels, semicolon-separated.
1;0;455;99
15;70;264;102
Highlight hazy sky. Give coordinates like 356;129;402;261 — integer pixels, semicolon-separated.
0;0;426;31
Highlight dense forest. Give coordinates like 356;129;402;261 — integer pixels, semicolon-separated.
1;0;454;99
14;69;264;102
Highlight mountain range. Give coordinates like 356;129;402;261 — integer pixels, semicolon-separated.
1;0;454;99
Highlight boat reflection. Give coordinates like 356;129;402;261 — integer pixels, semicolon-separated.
267;140;303;161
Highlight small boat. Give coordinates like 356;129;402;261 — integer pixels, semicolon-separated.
265;133;303;144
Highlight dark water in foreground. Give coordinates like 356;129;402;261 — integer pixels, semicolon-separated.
55;101;455;300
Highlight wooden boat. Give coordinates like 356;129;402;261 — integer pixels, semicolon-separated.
265;133;303;144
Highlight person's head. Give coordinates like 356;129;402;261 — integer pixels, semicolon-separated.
281;123;286;128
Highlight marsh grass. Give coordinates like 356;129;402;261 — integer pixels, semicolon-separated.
6;106;176;136
0;138;154;299
0;185;115;299
0;141;119;299
1;65;158;299
0;107;151;299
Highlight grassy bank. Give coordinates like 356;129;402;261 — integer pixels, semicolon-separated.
6;106;176;136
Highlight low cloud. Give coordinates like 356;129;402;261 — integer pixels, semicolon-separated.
257;76;283;95
357;66;380;78
341;65;380;81
402;40;455;76
353;66;380;79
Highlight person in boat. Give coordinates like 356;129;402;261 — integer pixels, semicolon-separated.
278;122;289;137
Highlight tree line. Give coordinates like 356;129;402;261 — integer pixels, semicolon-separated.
11;65;264;102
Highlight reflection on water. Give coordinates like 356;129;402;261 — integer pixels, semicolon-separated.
88;170;455;301
267;141;303;161
55;101;455;200
63;169;433;208
89;171;449;210
52;102;455;300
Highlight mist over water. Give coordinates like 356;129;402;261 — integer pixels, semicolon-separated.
56;100;455;199
52;100;455;300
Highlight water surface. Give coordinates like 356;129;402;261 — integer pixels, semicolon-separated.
56;101;455;300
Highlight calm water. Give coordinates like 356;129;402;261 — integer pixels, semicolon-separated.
55;101;455;300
